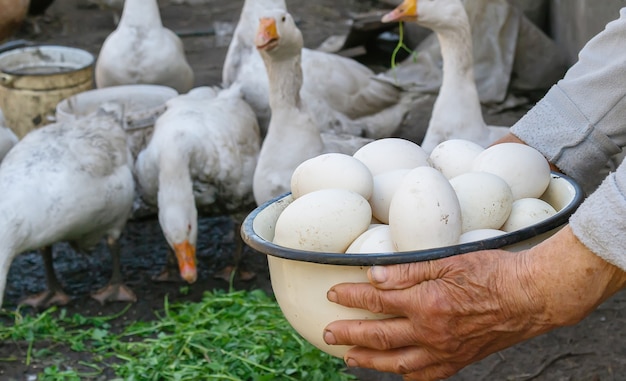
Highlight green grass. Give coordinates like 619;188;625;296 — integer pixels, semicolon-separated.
389;21;418;81
0;289;356;381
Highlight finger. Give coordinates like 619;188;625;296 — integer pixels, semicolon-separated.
346;347;465;381
368;261;442;290
328;282;418;316
343;345;433;376
324;316;417;350
329;277;438;317
402;362;465;381
343;345;466;381
489;132;525;146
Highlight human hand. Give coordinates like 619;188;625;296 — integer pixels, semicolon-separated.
323;226;626;380
489;132;526;146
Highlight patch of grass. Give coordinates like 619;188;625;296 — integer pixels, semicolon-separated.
0;289;356;381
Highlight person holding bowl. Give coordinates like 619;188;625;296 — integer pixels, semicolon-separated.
323;6;626;381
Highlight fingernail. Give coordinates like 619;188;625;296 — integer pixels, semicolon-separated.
323;330;336;345
327;290;338;302
345;357;359;368
370;266;388;283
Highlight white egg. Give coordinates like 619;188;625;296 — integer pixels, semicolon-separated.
273;189;372;253
449;172;514;233
369;169;411;224
429;139;485;179
290;153;373;200
346;225;395;254
500;198;557;232
389;166;462;251
458;229;506;244
353;137;430;176
472;143;551;200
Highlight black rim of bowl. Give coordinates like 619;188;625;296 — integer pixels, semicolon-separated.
241;172;585;266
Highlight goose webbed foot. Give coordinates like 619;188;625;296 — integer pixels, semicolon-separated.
213;215;257;282
92;237;137;304
19;290;71;309
152;265;183;283
213;265;256;282
238;269;257;281
20;246;71;309
90;282;137;305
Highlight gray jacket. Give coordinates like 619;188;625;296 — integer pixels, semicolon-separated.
510;8;626;271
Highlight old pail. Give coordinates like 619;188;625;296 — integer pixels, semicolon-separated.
0;45;94;138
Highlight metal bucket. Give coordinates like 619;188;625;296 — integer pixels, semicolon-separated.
0;45;95;138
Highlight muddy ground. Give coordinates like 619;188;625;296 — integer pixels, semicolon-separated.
1;0;625;380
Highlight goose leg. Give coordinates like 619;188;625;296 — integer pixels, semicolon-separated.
152;246;183;282
213;215;256;282
91;237;136;305
19;246;71;309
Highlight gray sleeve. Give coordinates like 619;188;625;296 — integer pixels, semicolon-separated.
569;161;626;271
510;8;626;271
510;8;626;192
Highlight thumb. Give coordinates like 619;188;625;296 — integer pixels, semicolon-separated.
368;261;440;290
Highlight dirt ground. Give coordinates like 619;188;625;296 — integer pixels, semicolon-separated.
1;0;625;380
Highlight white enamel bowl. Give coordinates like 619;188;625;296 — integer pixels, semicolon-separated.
241;172;584;358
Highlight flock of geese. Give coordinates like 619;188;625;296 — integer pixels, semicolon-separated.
0;0;511;308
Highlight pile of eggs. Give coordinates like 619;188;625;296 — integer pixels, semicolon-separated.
273;138;556;254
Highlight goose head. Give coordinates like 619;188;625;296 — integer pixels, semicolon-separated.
381;0;467;30
239;0;287;39
255;10;303;59
158;199;198;284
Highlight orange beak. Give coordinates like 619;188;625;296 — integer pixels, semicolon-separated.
173;240;197;284
381;0;418;23
255;17;279;50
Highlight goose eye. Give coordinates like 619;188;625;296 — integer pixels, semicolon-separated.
281;16;286;22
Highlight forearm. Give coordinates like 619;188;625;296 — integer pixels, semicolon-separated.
519;226;626;328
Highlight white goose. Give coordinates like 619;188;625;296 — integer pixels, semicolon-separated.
382;0;509;153
223;0;414;139
134;85;261;283
253;10;372;205
95;0;194;93
0;103;136;309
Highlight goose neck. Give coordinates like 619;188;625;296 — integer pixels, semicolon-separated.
120;0;163;28
435;23;475;92
158;154;194;209
158;151;193;196
264;54;303;110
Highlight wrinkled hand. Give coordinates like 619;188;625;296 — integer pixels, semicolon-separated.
323;226;625;380
324;249;545;380
489;132;526;146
